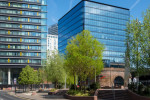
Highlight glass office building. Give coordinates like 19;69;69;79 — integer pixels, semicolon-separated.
0;0;47;85
48;23;58;35
58;0;129;67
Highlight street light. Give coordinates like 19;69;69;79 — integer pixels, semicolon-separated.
107;60;111;87
108;59;115;100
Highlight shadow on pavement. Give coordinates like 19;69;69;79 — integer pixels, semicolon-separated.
41;95;68;99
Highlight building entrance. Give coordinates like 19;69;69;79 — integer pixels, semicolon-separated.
114;76;124;87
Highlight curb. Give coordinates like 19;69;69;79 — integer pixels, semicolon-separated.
7;92;35;100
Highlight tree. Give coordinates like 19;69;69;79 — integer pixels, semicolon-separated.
65;30;104;91
125;8;150;77
126;19;144;76
124;23;131;86
18;65;35;85
18;65;36;91
37;68;44;84
142;8;150;67
44;51;66;88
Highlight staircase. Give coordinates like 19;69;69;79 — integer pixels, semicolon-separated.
97;89;129;100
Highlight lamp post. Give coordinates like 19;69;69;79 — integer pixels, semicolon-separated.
108;60;115;100
108;60;111;87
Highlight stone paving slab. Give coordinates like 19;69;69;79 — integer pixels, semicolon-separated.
8;91;69;100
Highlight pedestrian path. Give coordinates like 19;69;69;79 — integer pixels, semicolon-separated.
8;92;69;100
0;91;23;100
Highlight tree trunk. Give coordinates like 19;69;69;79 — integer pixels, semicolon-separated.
74;75;76;90
137;46;139;75
80;79;82;91
55;81;57;89
31;84;32;91
25;85;26;92
47;75;48;84
28;84;30;92
84;81;86;93
23;85;24;92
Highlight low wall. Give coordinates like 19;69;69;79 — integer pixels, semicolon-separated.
128;90;150;100
64;94;97;100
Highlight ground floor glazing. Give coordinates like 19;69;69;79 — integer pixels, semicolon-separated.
0;68;21;85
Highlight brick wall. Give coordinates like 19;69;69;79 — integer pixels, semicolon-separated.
99;68;128;87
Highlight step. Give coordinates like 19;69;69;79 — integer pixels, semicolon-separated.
97;90;129;100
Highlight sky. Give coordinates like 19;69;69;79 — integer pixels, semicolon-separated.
47;0;150;26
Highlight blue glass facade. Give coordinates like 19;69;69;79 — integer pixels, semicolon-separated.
58;0;129;67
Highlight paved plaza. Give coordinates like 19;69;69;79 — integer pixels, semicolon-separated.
8;91;69;100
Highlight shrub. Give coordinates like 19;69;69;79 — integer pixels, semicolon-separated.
58;83;64;89
50;88;57;92
67;90;79;95
90;82;100;90
67;90;90;96
70;84;80;90
128;83;136;92
89;90;95;96
138;84;144;94
144;86;150;95
70;84;75;90
75;92;89;96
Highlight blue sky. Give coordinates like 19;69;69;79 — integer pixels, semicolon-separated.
47;0;150;26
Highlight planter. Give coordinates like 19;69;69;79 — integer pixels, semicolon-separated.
48;90;58;95
48;92;55;95
64;94;97;100
128;90;150;100
38;89;44;92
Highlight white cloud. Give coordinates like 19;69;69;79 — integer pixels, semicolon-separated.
130;0;141;10
51;17;57;23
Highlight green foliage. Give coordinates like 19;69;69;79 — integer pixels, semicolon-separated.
142;8;150;67
55;83;64;89
125;8;150;76
44;51;66;88
70;84;79;90
88;90;95;96
37;68;44;84
50;88;57;92
67;90;79;96
89;82;100;90
18;65;43;85
65;30;104;90
144;86;150;94
128;83;137;92
18;65;35;85
138;84;144;94
33;70;39;84
66;75;74;85
75;92;89;96
67;90;89;96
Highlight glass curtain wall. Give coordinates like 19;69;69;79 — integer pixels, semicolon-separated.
0;0;47;84
84;1;129;65
58;0;129;68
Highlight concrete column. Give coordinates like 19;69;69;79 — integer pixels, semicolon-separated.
8;68;11;85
